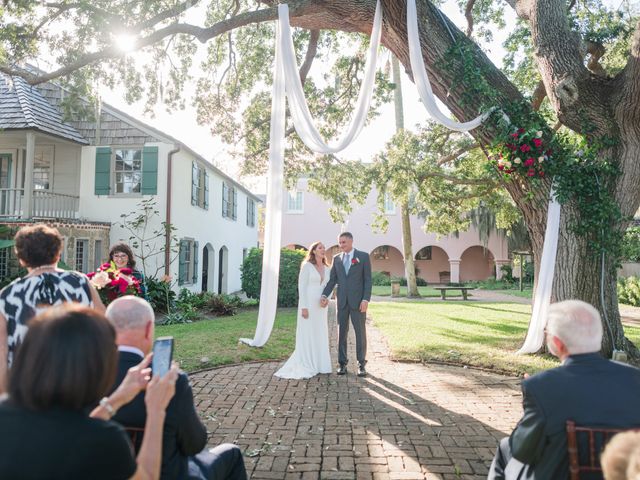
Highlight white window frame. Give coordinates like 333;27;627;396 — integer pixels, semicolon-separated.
222;182;237;220
383;192;396;215
21;145;54;191
179;238;197;285
75;238;89;273
112;147;143;196
246;198;256;227
93;239;103;270
191;162;209;209
0;247;8;279
287;190;304;214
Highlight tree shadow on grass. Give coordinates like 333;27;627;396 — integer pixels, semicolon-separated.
455;303;530;316
443;316;528;335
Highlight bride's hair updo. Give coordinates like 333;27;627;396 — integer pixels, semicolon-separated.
305;241;329;266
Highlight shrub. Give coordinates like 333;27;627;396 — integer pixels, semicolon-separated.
622;227;640;262
618;276;640;307
391;276;427;287
146;277;176;313
206;294;242;316
241;248;306;307
372;271;391;286
500;265;515;283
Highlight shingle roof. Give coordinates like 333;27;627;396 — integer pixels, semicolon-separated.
0;73;88;144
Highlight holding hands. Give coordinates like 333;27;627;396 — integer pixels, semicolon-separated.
301;308;309;319
320;297;329;308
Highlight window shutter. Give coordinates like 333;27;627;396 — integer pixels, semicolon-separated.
141;146;158;195
204;171;209;209
178;240;187;285
246;199;250;226
191;163;198;206
95;147;111;195
192;241;199;284
233;188;238;220
222;183;228;217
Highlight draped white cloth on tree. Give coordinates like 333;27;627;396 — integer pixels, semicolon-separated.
241;0;559;354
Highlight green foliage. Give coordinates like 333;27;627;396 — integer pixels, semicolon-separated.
205;294;242;316
618;276;640;307
393;276;428;287
622;227;640;262
241;248;306;307
146;277;176;314
372;271;391;286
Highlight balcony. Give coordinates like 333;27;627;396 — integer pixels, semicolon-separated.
0;188;79;220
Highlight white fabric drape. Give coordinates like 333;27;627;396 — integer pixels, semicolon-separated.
517;187;561;354
407;0;493;131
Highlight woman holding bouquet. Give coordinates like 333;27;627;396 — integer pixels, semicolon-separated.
0;224;104;393
109;244;147;300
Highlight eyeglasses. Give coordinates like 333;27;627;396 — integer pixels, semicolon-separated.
112;253;128;259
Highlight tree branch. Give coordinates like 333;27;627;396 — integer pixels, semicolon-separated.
464;0;477;36
436;143;480;166
417;171;497;186
299;30;320;84
531;79;547;110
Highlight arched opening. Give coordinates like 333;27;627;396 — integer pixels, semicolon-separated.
460;246;495;282
218;246;229;294
326;244;341;265
414;246;450;284
370;245;404;278
202;243;215;293
285;243;308;251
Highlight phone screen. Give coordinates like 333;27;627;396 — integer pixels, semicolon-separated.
152;337;174;378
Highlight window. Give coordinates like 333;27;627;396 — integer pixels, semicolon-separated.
246;198;256;227
21;146;53;190
191;163;209;209
75;239;89;273
384;192;395;215
416;247;432;260
114;149;142;194
287;190;304;213
0;247;8;279
0;154;11;188
372;246;389;260
178;239;199;285
94;240;103;270
222;182;237;220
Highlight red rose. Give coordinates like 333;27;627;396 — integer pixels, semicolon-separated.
533;138;542;147
524;158;535;167
120;267;133;275
116;277;129;294
87;272;95;279
517;128;525;134
539;171;545;177
520;144;531;152
505;169;515;174
351;258;359;265
527;168;535;176
498;164;505;171
510;133;519;138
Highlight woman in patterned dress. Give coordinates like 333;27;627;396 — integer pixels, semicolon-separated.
0;224;104;393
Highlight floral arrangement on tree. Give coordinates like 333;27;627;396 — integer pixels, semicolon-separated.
87;261;142;305
492;128;551;178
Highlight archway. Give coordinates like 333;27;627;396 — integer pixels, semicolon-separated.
460;246;495;282
414;246;450;284
218;246;229;294
202;243;215;293
285;243;308;251
370;245;404;277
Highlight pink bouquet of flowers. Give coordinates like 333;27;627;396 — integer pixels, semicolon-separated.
87;261;142;305
492;128;550;178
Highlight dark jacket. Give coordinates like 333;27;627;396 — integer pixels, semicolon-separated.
509;353;640;479
111;351;207;480
322;249;372;309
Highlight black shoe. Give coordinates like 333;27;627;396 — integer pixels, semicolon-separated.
357;365;367;377
336;365;347;375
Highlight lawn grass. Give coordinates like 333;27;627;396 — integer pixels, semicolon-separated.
492;288;533;299
372;285;445;297
155;307;296;372
369;301;559;375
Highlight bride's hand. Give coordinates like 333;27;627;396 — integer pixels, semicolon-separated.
301;308;309;319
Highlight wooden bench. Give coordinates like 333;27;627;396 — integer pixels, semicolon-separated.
434;286;475;300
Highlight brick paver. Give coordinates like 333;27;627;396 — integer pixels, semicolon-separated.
190;308;523;480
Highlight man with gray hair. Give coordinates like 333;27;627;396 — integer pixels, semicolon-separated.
106;296;247;480
488;300;640;479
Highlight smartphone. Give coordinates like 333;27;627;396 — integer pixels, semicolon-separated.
152;336;174;378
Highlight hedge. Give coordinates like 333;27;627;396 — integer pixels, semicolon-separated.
241;248;306;307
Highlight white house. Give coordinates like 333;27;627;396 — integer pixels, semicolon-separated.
0;73;260;294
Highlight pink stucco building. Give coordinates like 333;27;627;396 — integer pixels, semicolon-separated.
278;179;510;284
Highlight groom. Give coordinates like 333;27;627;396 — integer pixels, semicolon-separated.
321;232;372;377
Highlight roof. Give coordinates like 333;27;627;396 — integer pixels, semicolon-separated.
0;73;88;144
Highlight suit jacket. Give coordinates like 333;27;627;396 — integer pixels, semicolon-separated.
509;353;640;479
111;351;207;480
322;249;372;310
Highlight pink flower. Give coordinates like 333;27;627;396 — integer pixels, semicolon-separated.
524;158;535;167
539;171;545;177
520;144;531;152
517;128;525;134
533;138;542;148
527;169;535;176
498;164;505;171
510;133;519;138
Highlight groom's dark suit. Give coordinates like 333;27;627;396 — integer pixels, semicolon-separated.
111;350;246;480
322;248;372;367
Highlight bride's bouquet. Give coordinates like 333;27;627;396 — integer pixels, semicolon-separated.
87;261;142;305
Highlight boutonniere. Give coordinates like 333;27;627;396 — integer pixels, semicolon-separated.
351;257;360;265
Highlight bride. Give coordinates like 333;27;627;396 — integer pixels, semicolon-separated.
274;241;332;379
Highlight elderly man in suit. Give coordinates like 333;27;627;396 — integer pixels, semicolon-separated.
106;296;247;480
321;231;372;377
488;300;640;479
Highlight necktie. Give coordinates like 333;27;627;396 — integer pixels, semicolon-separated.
343;253;350;273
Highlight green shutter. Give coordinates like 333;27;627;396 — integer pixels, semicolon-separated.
192;240;199;284
191;163;197;206
95;147;111;195
222;183;228;217
178;240;187;285
204;171;209;210
141;146;158;195
232;188;238;220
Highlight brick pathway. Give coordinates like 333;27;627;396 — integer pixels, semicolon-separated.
190;309;524;480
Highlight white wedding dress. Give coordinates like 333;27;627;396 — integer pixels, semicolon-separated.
274;262;332;379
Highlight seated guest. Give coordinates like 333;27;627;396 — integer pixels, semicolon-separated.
106;296;247;480
602;431;640;480
0;304;178;479
488;300;640;480
0;224;105;393
628;444;640;480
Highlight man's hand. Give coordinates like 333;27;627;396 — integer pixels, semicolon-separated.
301;308;309;319
320;297;328;308
360;300;368;313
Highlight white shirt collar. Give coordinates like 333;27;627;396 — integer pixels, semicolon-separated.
343;248;354;257
118;345;145;358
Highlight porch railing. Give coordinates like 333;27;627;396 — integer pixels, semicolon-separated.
0;188;79;220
